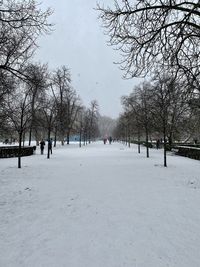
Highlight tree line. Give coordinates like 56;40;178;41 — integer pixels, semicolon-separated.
97;0;200;167
0;0;100;168
113;71;199;167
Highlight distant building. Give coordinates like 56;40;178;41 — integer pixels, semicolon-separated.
65;135;80;142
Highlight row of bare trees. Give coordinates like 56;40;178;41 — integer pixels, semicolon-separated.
0;1;100;168
0;64;100;167
114;70;199;167
0;0;52;167
98;0;200;166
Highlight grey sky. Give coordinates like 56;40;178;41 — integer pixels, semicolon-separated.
35;0;141;118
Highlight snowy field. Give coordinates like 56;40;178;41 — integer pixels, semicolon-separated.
0;142;200;267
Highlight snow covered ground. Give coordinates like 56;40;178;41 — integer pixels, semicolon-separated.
0;142;200;267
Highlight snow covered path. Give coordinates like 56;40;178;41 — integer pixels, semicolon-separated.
0;142;200;267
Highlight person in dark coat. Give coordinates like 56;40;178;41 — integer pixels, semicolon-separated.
109;136;112;144
48;138;53;154
40;139;45;154
156;139;160;149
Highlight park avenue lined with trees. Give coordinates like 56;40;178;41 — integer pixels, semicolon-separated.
0;0;200;168
0;0;100;168
98;0;200;167
0;0;200;169
1;1;200;267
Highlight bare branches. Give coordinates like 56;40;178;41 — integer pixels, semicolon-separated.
0;0;53;79
50;66;82;145
97;0;200;78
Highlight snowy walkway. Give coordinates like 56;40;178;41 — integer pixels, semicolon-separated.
0;142;200;267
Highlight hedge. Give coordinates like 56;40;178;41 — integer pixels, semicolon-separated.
175;146;200;160
0;146;36;158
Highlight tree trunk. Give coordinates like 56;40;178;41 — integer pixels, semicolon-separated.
88;130;91;144
54;135;57;147
67;130;70;145
34;129;39;146
54;128;57;147
138;131;141;154
86;133;88;145
47;128;51;159
29;94;36;146
79;129;82;148
163;125;167;167
145;127;149;158
23;132;26;147
125;127;128;146
18;132;22;168
168;132;173;151
28;127;32;146
83;132;86;146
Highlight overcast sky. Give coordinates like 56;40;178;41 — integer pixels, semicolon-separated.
35;0;141;119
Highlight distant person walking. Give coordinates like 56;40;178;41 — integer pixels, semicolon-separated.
109;136;112;144
156;139;160;149
48;138;53;154
103;138;107;145
40;139;45;154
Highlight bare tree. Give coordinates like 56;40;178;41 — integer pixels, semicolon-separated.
88;100;99;144
151;72;191;166
51;66;82;145
0;0;52;79
3;79;32;168
121;94;143;153
38;92;57;159
179;107;200;143
98;115;117;139
51;66;71;145
112;116;125;142
0;71;14;102
74;106;85;147
113;114;129;145
134;83;154;158
82;109;90;145
23;63;49;146
97;1;200;81
0;71;15;135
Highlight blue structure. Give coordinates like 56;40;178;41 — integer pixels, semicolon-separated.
66;135;80;142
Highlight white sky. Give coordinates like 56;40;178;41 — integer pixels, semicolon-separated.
34;0;141;118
